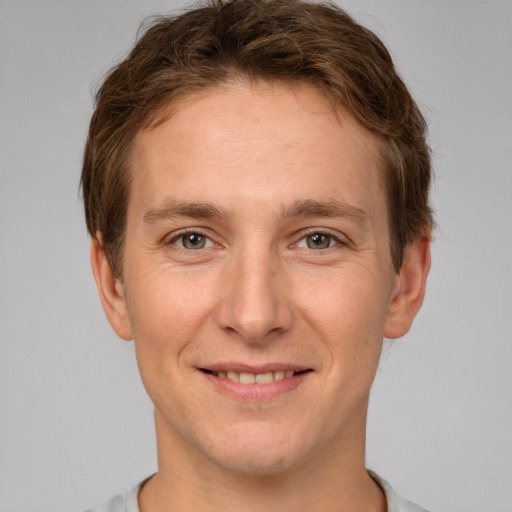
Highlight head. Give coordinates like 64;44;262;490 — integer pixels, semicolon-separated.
83;0;432;480
81;0;432;278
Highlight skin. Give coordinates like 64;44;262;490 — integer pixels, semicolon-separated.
92;80;430;512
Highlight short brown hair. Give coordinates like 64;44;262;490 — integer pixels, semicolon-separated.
81;0;432;276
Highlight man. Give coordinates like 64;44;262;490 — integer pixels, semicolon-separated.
82;0;432;510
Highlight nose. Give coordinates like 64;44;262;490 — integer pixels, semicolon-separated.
215;246;293;344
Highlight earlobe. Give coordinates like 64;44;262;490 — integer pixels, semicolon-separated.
90;235;133;341
384;235;431;339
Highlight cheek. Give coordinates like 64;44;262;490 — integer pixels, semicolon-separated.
125;271;217;422
295;265;391;366
126;269;217;373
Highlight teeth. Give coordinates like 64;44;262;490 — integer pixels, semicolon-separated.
255;372;273;384
239;372;256;384
213;369;301;383
227;371;239;383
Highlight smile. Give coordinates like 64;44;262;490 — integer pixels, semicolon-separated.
200;369;310;384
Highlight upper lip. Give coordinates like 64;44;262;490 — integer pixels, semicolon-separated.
199;362;312;373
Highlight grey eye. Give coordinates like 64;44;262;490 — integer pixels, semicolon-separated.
306;233;332;249
181;233;207;249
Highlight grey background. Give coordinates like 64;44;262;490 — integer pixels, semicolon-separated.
1;0;511;511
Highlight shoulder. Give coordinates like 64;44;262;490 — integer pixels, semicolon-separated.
83;481;141;512
83;494;126;512
85;473;427;512
369;470;430;512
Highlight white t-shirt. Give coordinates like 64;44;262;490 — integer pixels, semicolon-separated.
84;472;429;512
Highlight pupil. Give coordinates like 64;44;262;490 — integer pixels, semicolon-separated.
307;233;330;249
183;233;205;249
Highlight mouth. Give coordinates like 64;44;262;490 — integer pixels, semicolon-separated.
200;368;312;384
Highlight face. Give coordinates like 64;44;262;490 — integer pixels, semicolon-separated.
94;80;427;476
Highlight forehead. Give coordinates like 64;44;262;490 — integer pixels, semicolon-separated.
129;81;385;225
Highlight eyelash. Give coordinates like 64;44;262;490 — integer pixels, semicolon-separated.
165;228;347;251
294;230;347;250
166;228;216;250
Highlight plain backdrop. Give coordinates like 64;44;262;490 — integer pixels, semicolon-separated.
1;1;511;511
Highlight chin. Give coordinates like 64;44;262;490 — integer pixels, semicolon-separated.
199;424;312;476
208;447;299;476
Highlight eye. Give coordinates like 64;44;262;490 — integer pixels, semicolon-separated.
171;231;213;250
297;232;340;250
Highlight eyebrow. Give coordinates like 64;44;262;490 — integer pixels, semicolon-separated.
143;199;230;224
143;198;368;225
280;199;368;224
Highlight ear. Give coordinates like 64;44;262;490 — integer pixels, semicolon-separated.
90;234;133;340
384;235;431;339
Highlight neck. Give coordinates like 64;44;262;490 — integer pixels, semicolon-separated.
139;409;386;512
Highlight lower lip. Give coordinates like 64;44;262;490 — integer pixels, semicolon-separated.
200;371;311;401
